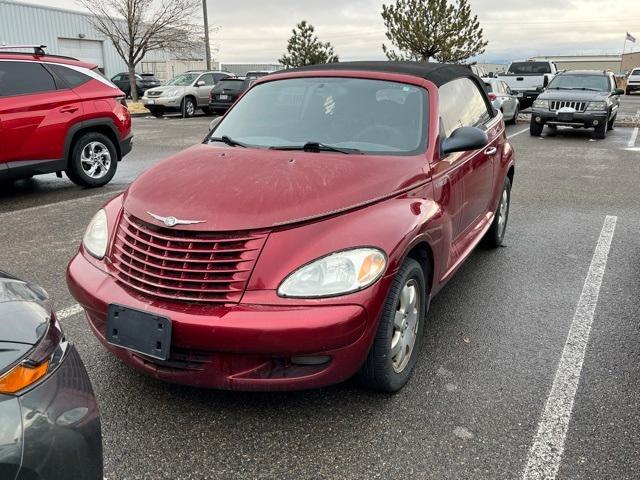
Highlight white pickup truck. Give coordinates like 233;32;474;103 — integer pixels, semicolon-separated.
498;60;557;108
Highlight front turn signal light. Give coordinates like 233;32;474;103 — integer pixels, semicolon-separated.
0;361;49;394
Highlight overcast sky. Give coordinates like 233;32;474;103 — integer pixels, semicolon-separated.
27;0;640;63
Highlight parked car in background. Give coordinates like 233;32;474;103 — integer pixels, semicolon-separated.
110;72;161;98
626;67;640;95
483;78;519;124
530;70;623;139
0;271;102;480
142;70;234;117
208;77;252;114
499;60;557;108
68;61;514;394
0;45;133;187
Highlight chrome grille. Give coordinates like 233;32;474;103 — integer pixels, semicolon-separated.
550;100;587;112
110;214;268;304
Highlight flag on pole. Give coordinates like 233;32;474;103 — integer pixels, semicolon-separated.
626;32;636;43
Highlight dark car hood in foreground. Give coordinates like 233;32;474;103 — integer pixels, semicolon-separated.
539;89;610;102
124;144;429;231
0;272;51;369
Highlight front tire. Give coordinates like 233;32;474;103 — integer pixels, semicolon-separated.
357;257;428;392
483;175;511;248
65;132;118;188
182;97;196;118
530;120;543;137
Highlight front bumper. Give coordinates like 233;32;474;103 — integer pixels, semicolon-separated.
0;345;102;480
67;253;384;391
530;108;609;128
142;96;182;110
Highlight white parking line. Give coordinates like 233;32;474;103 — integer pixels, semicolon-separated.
508;127;529;139
522;215;617;480
0;190;119;217
56;304;83;320
628;127;638;148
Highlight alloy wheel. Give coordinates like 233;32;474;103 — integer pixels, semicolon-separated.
497;188;509;238
391;279;420;373
80;141;112;179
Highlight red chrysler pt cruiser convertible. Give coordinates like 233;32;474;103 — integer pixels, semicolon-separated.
67;62;515;392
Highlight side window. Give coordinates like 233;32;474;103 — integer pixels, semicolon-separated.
48;64;91;88
111;74;121;81
199;73;215;86
439;78;492;137
0;61;57;97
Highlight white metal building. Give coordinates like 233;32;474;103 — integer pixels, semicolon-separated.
0;0;204;78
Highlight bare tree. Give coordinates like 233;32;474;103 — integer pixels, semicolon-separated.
78;0;203;101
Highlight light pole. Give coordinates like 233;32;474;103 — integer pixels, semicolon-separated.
202;0;212;70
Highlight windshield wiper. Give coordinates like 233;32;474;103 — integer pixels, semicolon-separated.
567;87;601;91
269;142;362;154
209;135;248;148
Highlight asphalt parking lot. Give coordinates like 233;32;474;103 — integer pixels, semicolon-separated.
1;112;639;479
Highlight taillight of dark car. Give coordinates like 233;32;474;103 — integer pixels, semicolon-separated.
0;312;66;394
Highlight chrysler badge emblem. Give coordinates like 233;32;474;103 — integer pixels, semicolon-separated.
147;212;206;227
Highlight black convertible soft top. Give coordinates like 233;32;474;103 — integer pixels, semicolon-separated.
280;61;479;87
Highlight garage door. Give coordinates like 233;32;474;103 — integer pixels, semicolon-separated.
57;38;104;70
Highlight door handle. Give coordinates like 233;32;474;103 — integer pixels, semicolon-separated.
485;147;498;156
60;106;78;114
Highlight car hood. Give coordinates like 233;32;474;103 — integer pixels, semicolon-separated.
123;144;428;231
539;89;610;102
0;272;51;370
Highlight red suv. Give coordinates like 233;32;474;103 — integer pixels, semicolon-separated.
68;62;515;392
0;46;132;187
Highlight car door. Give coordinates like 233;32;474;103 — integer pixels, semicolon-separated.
437;78;497;244
0;60;83;166
195;73;215;106
501;82;517;118
609;73;620;119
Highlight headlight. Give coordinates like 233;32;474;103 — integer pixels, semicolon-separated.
586;101;607;111
83;209;108;259
0;313;65;394
278;248;387;298
533;99;548;109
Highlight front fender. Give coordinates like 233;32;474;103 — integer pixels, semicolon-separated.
245;190;442;305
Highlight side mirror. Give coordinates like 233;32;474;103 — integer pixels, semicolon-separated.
536;86;544;93
613;88;624;96
196;80;206;87
441;127;488;156
209;117;222;131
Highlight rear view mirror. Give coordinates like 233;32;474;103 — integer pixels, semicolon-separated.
441;127;488;155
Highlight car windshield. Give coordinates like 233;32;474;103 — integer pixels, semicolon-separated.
631;69;640;75
547;74;609;91
164;73;200;86
209;77;428;155
508;62;552;74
